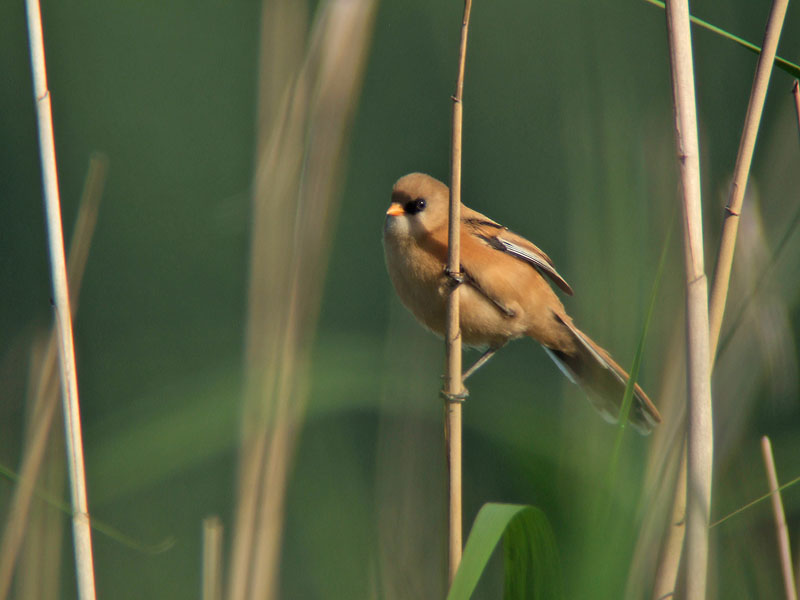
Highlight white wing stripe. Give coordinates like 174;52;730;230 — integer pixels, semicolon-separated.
543;347;578;385
498;239;550;269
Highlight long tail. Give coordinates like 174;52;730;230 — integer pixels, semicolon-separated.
543;313;661;435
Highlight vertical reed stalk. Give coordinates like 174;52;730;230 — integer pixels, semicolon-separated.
444;0;473;584
651;444;687;600
707;0;790;361
228;2;375;598
624;323;687;600
761;437;797;600
0;157;106;600
793;81;800;136
663;1;712;598
23;2;96;598
203;516;224;600
652;2;790;596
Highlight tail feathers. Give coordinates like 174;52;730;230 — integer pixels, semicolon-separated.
546;313;662;435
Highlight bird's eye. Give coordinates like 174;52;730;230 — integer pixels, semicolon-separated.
405;198;426;214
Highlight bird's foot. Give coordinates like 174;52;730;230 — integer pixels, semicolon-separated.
440;387;469;403
443;267;464;288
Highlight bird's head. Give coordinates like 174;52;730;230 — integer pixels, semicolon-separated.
383;173;450;242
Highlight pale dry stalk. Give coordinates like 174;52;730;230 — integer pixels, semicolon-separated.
202;516;224;600
0;157;106;600
793;81;800;135
23;2;97;596
664;0;713;597
652;0;791;596
651;444;687;600
623;324;687;600
444;0;473;584
228;2;376;599
708;0;791;361
761;437;797;600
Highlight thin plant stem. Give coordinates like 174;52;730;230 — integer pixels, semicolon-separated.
444;0;472;585
761;437;798;600
664;1;713;598
228;2;376;599
642;0;800;78
0;156;106;600
710;474;800;529
624;323;686;600
707;0;791;363
23;2;96;597
716;196;800;361
203;516;224;600
653;1;791;596
651;443;687;600
793;81;800;138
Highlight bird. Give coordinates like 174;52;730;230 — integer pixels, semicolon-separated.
382;172;661;434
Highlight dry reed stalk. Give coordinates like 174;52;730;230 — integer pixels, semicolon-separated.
760;437;797;600
227;2;307;593
707;0;790;361
227;2;376;599
20;6;98;586
15;429;66;600
651;1;791;595
444;0;473;584
0;156;107;600
651;444;687;600
623;324;687;600
793;81;800;135
203;516;224;600
663;1;712;598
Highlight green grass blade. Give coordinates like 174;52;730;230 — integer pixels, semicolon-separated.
0;462;175;554
710;473;800;528
643;0;800;78
607;212;674;490
447;503;562;600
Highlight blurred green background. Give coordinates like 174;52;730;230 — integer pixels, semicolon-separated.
2;0;800;598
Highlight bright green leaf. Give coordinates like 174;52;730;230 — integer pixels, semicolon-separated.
447;503;562;600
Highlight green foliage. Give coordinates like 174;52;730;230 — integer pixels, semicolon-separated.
502;507;563;600
2;0;800;598
607;212;674;490
447;504;562;600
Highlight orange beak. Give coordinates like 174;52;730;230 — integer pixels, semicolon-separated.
386;202;404;217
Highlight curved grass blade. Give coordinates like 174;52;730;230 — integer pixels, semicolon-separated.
643;0;800;78
447;503;562;600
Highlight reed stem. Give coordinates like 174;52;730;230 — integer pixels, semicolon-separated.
24;2;96;598
663;0;712;597
708;0;790;363
761;437;797;600
444;0;473;584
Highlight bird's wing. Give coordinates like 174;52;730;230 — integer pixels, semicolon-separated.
463;213;574;296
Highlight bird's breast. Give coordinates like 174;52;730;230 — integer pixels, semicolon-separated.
383;231;449;336
383;230;531;348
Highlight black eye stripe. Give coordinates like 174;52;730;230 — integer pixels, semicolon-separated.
405;197;426;214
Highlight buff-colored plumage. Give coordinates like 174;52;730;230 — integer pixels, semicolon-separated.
382;172;661;434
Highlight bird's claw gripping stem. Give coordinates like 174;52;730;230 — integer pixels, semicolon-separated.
444;267;464;287
440;387;469;403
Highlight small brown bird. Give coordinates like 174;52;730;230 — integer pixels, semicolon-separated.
382;172;661;434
